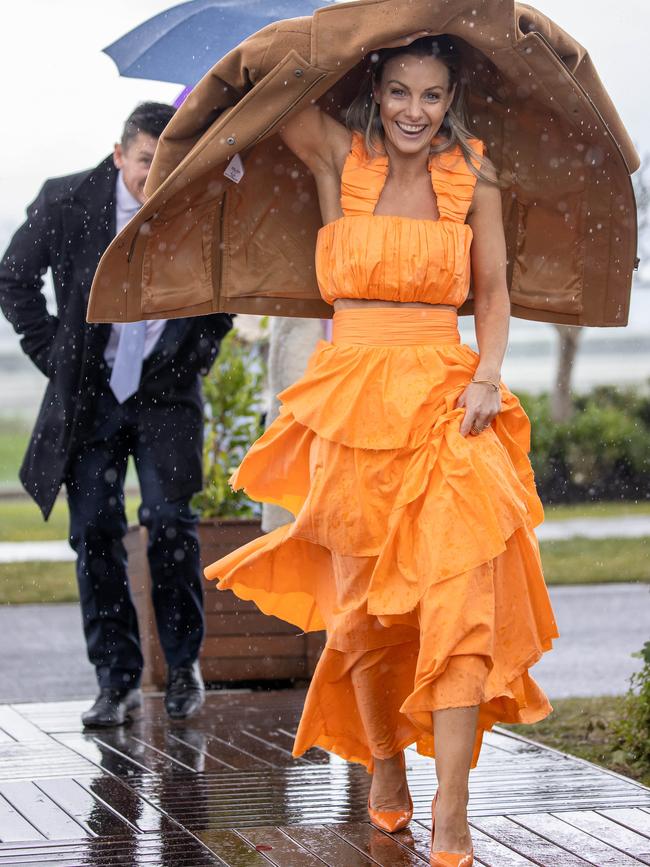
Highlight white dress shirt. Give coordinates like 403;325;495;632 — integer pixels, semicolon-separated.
104;171;167;366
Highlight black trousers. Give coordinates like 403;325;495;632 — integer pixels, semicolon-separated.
66;381;204;689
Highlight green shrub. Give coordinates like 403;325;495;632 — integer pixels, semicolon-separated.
614;640;650;775
518;392;569;498
192;331;267;519
566;403;648;487
192;352;650;513
518;386;650;503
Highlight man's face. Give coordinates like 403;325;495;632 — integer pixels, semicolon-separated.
113;132;158;203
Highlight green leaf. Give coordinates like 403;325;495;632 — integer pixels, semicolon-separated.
192;332;266;519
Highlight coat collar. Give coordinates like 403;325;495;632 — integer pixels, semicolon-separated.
60;156;117;299
142;318;189;376
79;156;117;244
68;155;117;210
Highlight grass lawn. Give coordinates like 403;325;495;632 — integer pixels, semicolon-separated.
0;496;141;542
0;561;78;605
1;535;647;606
0;497;648;544
0;494;647;604
0;418;30;489
540;537;650;585
503;695;650;788
545;501;650;519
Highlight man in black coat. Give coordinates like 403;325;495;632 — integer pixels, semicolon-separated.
0;103;233;726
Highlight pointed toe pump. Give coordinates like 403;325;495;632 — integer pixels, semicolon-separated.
429;852;474;867
367;752;413;833
430;791;474;867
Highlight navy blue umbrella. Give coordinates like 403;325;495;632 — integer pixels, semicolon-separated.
103;0;335;89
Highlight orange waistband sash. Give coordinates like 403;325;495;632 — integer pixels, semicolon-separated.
332;307;460;346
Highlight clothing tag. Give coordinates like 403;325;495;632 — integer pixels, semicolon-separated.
224;153;245;183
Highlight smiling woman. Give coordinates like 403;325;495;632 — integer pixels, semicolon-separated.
202;31;560;867
80;2;641;863
346;34;492;187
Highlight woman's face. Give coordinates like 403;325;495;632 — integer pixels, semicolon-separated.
373;54;455;156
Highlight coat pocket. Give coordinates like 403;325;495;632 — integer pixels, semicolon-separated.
509;194;585;316
141;198;219;315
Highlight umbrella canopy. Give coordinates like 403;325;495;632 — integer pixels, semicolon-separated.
103;0;334;88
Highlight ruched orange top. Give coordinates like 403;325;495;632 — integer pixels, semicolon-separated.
315;133;484;307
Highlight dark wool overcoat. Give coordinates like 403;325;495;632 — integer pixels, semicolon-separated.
0;157;232;517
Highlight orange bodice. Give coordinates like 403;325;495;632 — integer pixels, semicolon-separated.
315;133;484;307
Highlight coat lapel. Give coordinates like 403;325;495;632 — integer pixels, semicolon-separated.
142;318;191;377
62;156;117;301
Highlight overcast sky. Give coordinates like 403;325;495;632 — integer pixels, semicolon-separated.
2;0;648;236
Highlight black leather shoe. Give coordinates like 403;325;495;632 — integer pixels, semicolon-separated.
165;661;205;720
81;687;142;728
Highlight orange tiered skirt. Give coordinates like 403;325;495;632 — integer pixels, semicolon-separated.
204;308;559;769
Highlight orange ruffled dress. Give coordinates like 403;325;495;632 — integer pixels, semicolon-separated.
205;133;559;769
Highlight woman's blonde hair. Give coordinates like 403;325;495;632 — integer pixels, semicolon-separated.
345;36;493;182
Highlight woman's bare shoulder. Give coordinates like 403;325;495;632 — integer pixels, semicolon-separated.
476;153;498;183
469;155;499;215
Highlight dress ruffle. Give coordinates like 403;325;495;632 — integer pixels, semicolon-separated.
205;336;558;770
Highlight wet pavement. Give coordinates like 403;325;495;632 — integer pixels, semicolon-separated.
0;691;648;865
0;604;96;703
0;690;650;867
532;582;650;699
536;515;650;541
0;540;74;562
1;582;649;705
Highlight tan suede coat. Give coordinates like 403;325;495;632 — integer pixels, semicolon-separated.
88;0;639;327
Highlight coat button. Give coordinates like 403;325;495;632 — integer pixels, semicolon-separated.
226;135;236;145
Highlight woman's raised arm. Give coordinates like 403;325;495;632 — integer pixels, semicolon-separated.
279;30;430;176
279;104;351;177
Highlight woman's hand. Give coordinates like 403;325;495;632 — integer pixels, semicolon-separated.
456;381;502;437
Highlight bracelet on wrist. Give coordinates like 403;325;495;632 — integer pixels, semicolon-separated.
470;377;500;393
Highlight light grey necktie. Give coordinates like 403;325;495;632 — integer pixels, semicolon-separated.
109;322;147;403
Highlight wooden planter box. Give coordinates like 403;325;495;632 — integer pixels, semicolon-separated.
126;519;325;691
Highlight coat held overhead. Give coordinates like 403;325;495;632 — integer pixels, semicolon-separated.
87;0;639;328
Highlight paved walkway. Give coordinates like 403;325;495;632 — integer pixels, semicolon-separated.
0;539;74;562
536;514;650;541
1;514;648;562
532;582;650;698
0;603;96;703
1;582;648;704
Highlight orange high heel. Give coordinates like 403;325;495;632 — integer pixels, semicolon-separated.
430;791;474;866
367;751;413;833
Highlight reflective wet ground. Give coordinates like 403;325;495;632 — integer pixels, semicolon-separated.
0;690;649;865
